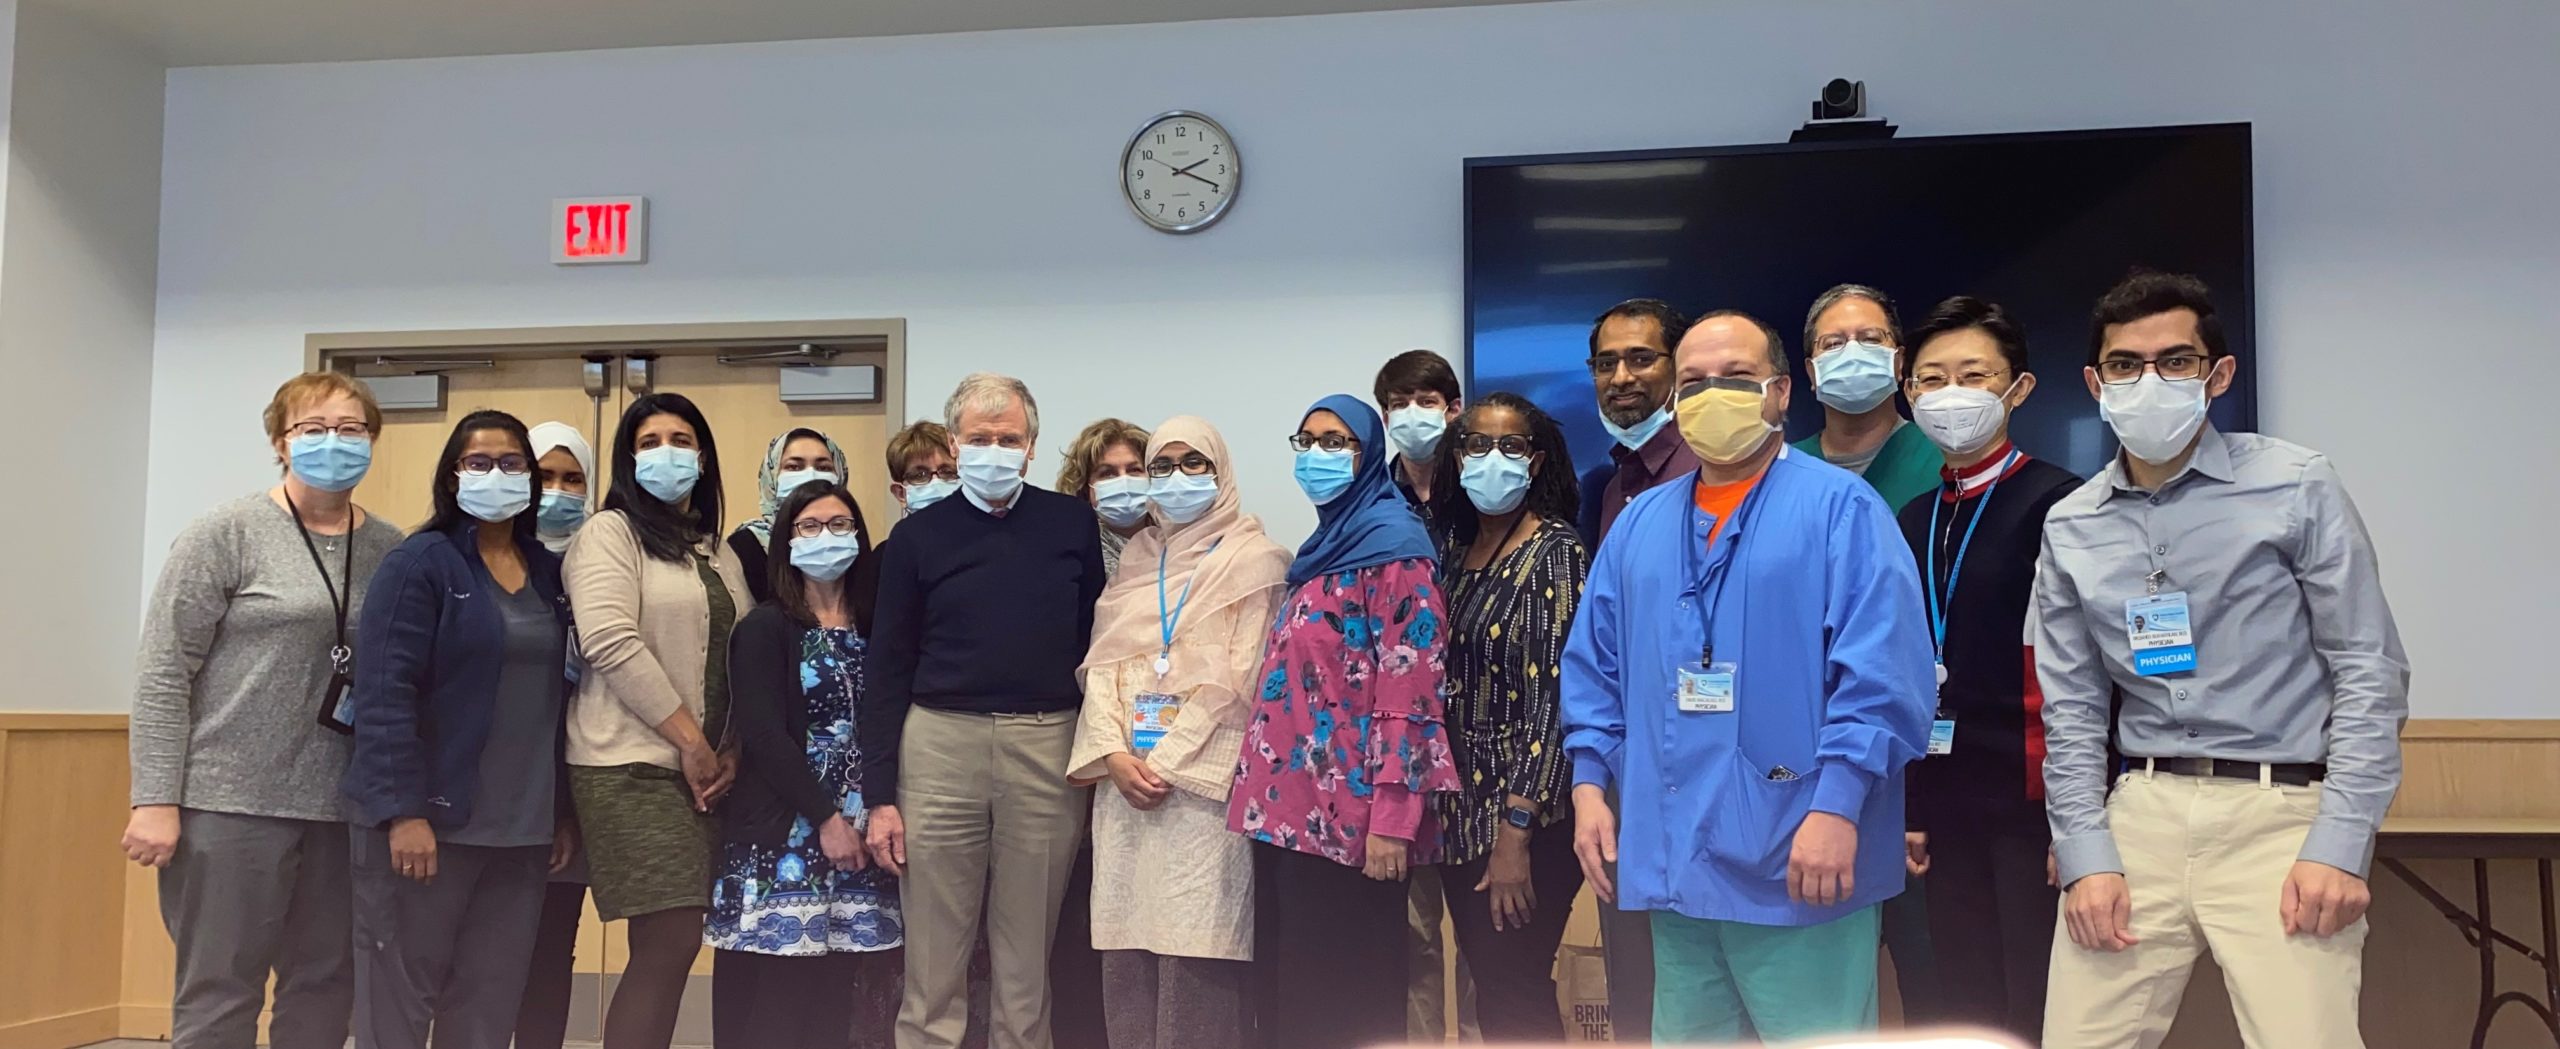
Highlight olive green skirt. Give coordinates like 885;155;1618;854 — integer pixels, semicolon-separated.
569;763;716;921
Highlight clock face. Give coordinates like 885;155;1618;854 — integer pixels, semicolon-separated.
1121;112;1238;233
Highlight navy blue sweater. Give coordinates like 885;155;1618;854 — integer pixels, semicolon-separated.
860;486;1105;807
341;523;571;830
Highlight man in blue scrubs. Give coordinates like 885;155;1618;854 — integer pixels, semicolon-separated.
1563;309;1934;1042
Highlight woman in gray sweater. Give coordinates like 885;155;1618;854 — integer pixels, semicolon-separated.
123;371;405;1049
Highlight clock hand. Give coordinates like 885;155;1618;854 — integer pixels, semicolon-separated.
1171;159;1223;192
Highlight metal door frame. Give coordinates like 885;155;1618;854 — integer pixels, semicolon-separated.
303;318;909;432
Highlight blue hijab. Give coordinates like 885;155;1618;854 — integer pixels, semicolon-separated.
1286;394;1437;588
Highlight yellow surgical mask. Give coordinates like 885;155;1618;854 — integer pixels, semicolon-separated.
1676;379;1779;464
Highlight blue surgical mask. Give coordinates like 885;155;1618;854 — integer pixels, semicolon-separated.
1459;452;1531;515
457;471;532;523
902;477;958;514
1812;341;1899;414
288;433;373;493
1092;476;1151;529
1599;402;1672;452
1386;405;1449;464
633;445;702;504
1294;448;1357;505
788;531;862;583
536;488;588;537
775;467;832;501
957;444;1026;507
1148;472;1220;526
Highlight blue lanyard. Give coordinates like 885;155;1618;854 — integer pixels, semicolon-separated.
1156;540;1216;674
1925;450;2020;661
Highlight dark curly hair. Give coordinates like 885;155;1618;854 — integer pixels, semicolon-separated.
1443;391;1580;545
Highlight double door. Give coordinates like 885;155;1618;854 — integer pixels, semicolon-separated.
354;352;895;539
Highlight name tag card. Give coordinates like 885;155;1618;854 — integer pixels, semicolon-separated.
1676;662;1737;714
1927;719;1956;756
1132;692;1181;752
2125;593;2197;677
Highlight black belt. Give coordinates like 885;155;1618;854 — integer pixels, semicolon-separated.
2129;756;2326;787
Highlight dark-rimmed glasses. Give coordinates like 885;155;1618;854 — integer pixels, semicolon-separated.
1147;454;1216;478
2096;353;2210;385
459;454;532;476
1457;433;1536;460
791;516;860;539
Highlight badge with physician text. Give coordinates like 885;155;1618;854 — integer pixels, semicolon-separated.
2125;592;2196;676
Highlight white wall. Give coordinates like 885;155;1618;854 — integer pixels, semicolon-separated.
1;1;163;712
145;0;2559;717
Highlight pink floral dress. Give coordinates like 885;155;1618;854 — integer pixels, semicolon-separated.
1227;557;1460;867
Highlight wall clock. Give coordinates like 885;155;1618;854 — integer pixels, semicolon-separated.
1121;111;1239;233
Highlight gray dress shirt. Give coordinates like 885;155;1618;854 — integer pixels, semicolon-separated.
2035;427;2409;886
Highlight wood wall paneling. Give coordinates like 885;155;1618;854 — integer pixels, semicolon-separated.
4;713;2557;1049
0;719;131;1049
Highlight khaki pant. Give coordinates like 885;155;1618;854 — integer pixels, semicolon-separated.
2045;770;2368;1049
896;706;1085;1049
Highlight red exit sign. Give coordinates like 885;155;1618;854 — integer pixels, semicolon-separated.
552;196;648;265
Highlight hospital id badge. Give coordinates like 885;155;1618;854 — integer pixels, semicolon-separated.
1676;662;1736;714
2125;592;2197;677
1131;692;1181;753
1927;718;1956;756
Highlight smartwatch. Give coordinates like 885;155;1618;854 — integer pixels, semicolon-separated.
1503;805;1537;831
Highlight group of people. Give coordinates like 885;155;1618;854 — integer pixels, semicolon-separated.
120;269;2406;1049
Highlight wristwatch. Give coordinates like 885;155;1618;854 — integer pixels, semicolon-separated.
1503;805;1537;831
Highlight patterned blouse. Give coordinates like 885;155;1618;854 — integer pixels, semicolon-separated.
1434;518;1588;864
1228;557;1461;868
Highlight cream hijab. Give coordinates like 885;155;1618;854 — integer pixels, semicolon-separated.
1079;416;1291;695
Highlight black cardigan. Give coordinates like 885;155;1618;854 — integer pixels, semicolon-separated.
722;602;848;846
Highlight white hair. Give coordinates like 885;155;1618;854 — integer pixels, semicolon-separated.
943;372;1039;443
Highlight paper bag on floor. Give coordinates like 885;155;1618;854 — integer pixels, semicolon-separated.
1556;942;1614;1042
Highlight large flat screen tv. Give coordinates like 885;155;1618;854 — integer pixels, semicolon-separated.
1464;123;2254;485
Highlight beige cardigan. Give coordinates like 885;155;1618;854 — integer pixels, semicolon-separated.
1068;585;1284;803
563;510;752;770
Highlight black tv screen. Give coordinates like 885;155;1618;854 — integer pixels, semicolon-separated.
1464;123;2254;484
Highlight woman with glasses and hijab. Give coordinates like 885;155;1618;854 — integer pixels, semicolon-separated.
1230;394;1460;1049
1429;392;1589;1042
727;428;850;606
1069;417;1290;1049
341;409;576;1049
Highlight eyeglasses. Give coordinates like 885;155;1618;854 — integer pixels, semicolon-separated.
290;421;372;440
899;466;960;486
458;454;533;476
1812;328;1895;355
1147;454;1217;478
1906;368;2012;395
1585;349;1667;378
1458;433;1536;460
2096;353;2212;385
791;516;860;539
1289;433;1360;453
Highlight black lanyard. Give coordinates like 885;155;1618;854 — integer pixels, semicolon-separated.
285;491;358;732
1692;470;1773;666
